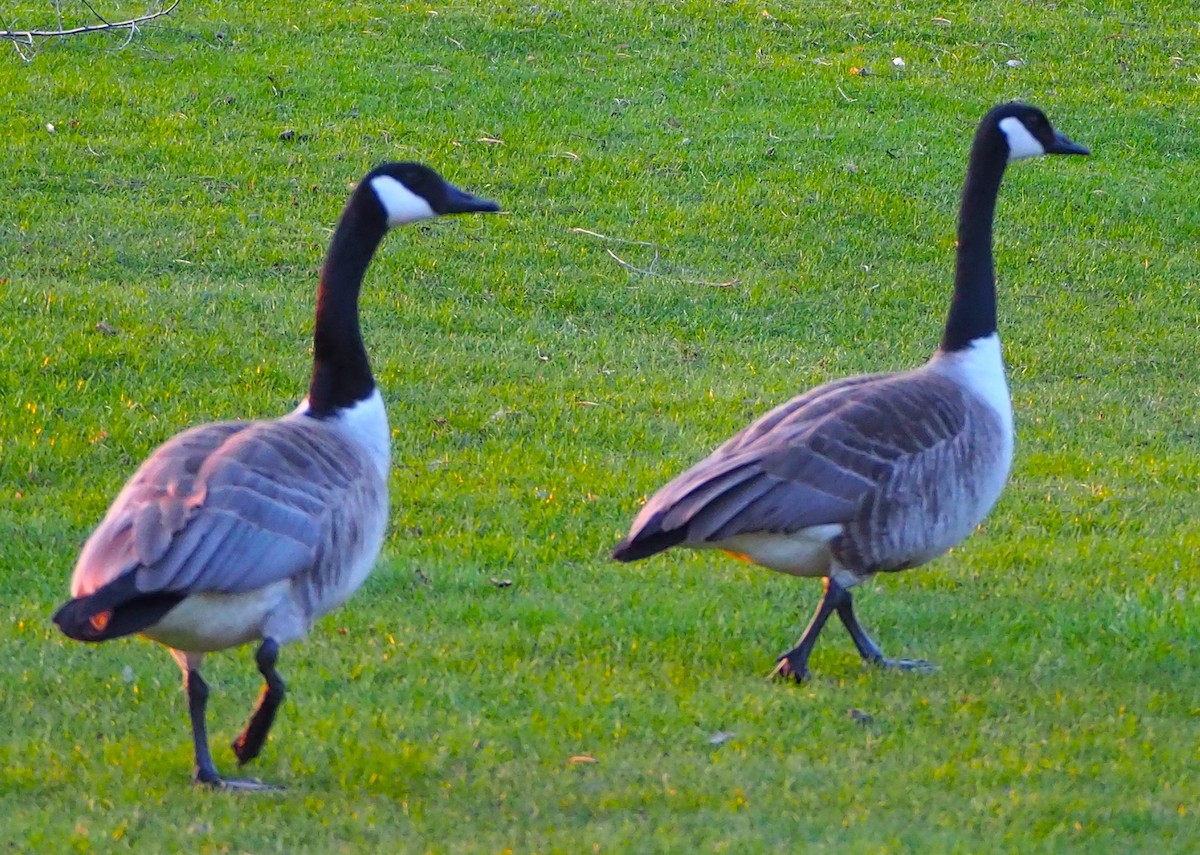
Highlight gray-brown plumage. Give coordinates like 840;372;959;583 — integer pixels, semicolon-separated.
53;162;499;788
67;419;387;647
627;369;1006;569
613;103;1088;680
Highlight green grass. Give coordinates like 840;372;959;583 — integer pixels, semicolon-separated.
2;0;1198;851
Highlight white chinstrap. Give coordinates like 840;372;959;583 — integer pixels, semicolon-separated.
998;116;1045;162
369;175;436;226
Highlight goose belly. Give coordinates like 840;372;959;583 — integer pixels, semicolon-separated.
145;581;291;652
711;524;843;577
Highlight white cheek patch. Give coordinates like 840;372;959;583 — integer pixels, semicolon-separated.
998;116;1045;162
369;175;436;226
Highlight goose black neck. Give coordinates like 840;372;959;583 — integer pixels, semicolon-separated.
305;196;388;417
939;128;1008;353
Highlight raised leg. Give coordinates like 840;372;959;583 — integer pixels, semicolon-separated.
231;638;286;766
833;583;936;673
770;578;843;681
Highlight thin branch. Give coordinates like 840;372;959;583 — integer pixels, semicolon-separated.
11;36;32;60
572;226;737;287
570;226;659;249
78;0;114;28
0;0;179;41
115;18;138;48
604;248;738;288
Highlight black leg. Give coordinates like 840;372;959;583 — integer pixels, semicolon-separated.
232;638;286;766
185;668;221;786
184;664;283;791
832;583;885;662
771;578;845;681
834;584;936;673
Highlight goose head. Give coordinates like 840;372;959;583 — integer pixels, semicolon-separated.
364;161;501;227
987;102;1090;163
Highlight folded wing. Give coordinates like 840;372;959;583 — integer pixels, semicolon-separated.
70;419;355;600
613;370;970;560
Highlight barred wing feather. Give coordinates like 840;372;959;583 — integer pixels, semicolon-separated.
69;419;364;599
622;370;970;549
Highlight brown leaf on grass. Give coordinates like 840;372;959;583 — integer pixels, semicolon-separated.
568;755;598;765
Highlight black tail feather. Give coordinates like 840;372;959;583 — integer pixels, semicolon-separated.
52;573;185;643
611;525;687;562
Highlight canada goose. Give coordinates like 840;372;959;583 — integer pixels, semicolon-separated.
612;103;1088;680
52;162;499;788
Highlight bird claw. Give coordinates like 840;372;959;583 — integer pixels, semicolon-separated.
874;657;938;674
195;774;284;792
768;654;812;683
770;654;937;682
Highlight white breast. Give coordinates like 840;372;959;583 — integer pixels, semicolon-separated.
292;388;391;481
929;332;1014;441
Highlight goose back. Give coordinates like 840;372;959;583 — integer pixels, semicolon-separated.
70;413;388;624
617;358;1012;579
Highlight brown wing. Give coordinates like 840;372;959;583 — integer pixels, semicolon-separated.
613;369;969;559
69;418;364;598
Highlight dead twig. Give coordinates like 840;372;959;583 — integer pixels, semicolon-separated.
604;248;738;288
78;0;113;27
1;0;180;43
570;226;659;249
572;226;737;288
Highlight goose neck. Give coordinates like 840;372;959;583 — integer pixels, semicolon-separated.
939;135;1007;353
306;199;388;416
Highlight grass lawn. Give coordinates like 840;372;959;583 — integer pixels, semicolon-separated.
2;0;1198;851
